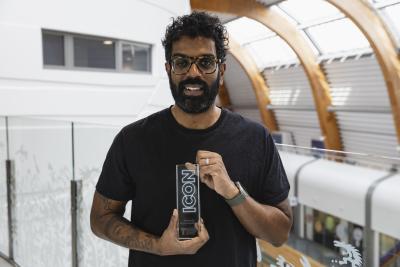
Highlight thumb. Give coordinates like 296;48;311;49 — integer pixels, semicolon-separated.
167;209;178;230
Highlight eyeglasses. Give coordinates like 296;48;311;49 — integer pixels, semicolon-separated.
170;55;221;75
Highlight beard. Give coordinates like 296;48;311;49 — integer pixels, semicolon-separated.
168;72;220;114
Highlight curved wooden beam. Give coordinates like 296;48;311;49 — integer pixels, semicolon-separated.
327;0;400;147
191;0;342;150
228;39;278;131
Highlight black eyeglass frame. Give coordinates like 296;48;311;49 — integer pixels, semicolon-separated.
169;55;222;75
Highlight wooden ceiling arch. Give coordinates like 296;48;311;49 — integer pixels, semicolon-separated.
228;39;278;131
191;0;343;150
327;0;400;149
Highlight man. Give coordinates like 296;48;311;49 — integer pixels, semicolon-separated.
90;11;292;267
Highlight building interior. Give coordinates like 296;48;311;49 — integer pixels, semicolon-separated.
0;0;399;266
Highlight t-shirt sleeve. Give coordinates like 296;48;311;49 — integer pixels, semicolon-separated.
256;129;290;206
96;129;135;201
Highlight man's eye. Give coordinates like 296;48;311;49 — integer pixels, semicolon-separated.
199;58;213;68
175;58;190;68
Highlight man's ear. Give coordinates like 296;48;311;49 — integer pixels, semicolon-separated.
165;62;171;73
219;63;226;86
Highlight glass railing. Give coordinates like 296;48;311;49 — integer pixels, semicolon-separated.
0;116;399;267
0;117;127;267
276;143;400;171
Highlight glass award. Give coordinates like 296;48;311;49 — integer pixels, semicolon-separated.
176;164;201;240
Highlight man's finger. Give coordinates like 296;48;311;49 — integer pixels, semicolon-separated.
200;165;217;174
198;158;219;166
167;209;178;230
179;233;208;248
185;162;196;170
196;151;221;162
197;219;209;241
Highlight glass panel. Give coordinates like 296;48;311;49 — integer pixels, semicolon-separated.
122;43;151;72
0;117;9;256
43;33;65;66
245;36;298;69
74;37;116;69
176;164;200;240
8;118;72;267
74;123;129;267
283;206;364;265
278;0;341;24
307;18;370;54
380;233;400;266
225;17;274;45
383;4;400;45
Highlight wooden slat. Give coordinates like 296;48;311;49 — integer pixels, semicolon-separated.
327;0;400;150
191;0;342;150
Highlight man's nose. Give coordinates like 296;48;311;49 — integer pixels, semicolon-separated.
187;62;202;77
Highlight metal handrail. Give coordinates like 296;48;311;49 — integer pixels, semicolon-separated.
276;143;400;171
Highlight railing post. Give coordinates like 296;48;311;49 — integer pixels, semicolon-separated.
364;172;396;267
6;159;15;261
292;158;319;237
71;179;81;267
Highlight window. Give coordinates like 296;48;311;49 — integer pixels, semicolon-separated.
307;18;370;54
74;37;115;69
43;33;65;66
383;4;400;46
122;43;151;72
278;0;341;25
225;17;275;45
245;36;299;69
42;30;152;73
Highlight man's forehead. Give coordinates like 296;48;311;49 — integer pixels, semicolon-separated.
171;36;216;57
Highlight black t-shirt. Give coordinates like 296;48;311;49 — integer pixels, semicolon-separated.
96;106;290;267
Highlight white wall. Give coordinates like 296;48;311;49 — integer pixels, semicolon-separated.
0;0;190;124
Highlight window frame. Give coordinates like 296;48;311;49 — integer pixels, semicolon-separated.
42;30;67;69
42;29;153;74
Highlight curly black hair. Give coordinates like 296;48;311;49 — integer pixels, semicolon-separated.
162;11;229;63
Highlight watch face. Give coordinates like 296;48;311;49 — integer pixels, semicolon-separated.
235;181;248;197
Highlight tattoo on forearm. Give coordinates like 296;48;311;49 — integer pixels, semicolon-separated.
93;193;155;252
124;232;154;252
103;215;155;252
98;194;114;211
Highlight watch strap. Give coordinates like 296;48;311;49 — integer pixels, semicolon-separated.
225;181;248;207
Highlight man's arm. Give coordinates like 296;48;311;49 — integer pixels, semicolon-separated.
230;197;292;246
90;191;158;253
196;150;292;246
90;191;209;255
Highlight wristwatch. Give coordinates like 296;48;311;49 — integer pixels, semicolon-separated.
225;181;248;207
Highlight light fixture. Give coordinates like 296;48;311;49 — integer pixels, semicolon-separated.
103;40;113;45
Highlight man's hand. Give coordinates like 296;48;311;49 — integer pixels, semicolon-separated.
157;209;209;256
194;150;239;199
193;150;293;246
90;192;209;256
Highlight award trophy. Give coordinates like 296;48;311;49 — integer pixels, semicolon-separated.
176;164;201;240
